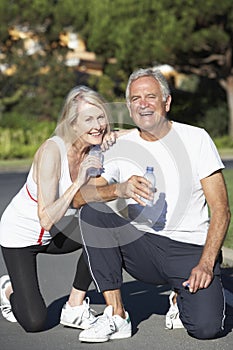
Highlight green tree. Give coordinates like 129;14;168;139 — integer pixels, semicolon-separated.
1;0;233;138
84;0;233;137
0;0;83;122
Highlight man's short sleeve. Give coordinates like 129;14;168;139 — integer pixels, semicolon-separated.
198;129;224;180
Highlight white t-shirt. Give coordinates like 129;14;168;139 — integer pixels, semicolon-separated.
0;136;76;248
102;122;224;245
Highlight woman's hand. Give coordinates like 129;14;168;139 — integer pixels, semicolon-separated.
74;155;102;188
101;131;117;151
101;129;136;151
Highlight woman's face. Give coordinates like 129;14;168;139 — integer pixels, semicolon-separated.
73;101;107;145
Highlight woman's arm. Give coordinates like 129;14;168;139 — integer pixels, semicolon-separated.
36;140;81;231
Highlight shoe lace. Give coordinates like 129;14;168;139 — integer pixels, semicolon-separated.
89;312;116;333
71;298;96;326
84;297;97;316
166;305;179;320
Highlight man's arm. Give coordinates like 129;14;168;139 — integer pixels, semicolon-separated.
183;170;231;293
72;175;154;209
73;177;117;208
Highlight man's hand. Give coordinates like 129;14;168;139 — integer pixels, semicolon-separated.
115;175;154;206
73;174;155;208
182;262;214;293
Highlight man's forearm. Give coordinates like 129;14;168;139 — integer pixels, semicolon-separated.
199;207;231;267
73;184;118;209
199;172;231;268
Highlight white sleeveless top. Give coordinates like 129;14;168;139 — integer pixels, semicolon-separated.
0;136;77;248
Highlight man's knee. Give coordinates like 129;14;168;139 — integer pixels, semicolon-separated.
186;319;223;340
80;203;112;224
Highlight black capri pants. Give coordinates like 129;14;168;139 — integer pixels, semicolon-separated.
79;202;225;340
1;216;92;332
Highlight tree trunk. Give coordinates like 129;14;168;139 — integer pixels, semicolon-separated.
225;75;233;138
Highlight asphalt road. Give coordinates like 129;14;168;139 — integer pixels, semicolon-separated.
223;159;233;169
0;171;233;350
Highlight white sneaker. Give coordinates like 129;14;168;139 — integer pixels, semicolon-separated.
165;291;184;329
60;297;96;329
79;305;132;343
0;275;17;323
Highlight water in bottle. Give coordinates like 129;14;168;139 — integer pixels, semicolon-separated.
141;166;156;206
87;145;104;177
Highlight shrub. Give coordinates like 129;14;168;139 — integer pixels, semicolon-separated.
0;121;55;159
214;136;233;149
198;104;228;138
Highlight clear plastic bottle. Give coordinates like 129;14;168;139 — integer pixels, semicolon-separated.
142;166;156;206
87;145;104;177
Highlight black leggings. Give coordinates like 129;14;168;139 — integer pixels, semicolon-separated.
1;216;92;332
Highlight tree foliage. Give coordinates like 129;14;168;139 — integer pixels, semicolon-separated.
0;0;233;136
82;0;233;135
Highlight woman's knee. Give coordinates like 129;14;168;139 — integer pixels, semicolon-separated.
20;311;47;333
12;301;47;333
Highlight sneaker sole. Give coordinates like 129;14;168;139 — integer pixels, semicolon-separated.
170;323;184;329
79;331;132;343
110;331;132;340
60;320;88;330
1;313;17;323
165;321;184;330
79;336;109;343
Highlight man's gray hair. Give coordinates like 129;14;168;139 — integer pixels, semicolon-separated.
125;67;171;103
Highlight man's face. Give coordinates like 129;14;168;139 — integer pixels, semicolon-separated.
128;76;171;134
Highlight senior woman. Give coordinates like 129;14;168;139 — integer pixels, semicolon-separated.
0;86;116;332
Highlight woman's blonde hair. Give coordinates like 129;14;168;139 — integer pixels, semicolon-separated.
55;86;111;142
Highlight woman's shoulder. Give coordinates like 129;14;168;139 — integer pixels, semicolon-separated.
34;137;61;165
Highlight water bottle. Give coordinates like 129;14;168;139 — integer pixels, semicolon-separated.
87;145;104;177
141;166;156;206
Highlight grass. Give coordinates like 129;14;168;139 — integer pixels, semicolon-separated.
223;169;233;249
219;148;233;160
0;158;32;172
